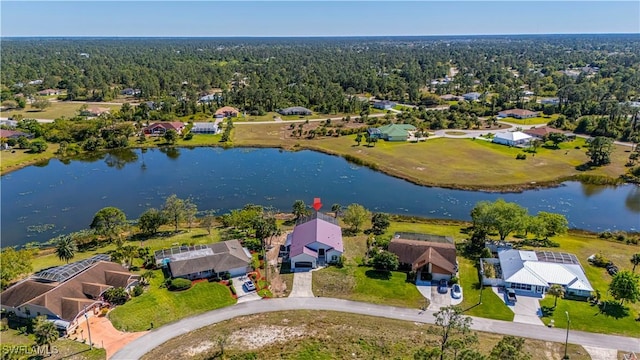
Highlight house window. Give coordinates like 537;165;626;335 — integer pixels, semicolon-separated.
331;255;337;261
511;283;532;291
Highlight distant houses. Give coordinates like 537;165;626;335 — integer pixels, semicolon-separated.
440;94;463;102
497;109;538;119
214;106;240;119
372;100;396;110
191;122;220;134
492;131;532;147
37;89;61;96
0;129;33;139
463;92;481;101
154;240;252;280
388;232;457;284
277;106;312;116
81;107;111;117
523;126;574;140
368;123;417;142
284;212;343;271
143;122;185;136
120;88;141;96
540;97;560;105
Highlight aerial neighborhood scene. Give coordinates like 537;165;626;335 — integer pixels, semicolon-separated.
1;1;640;360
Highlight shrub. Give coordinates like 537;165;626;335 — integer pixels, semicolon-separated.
230;286;236;295
131;284;144;297
590;253;611;268
516;153;527;160
169;278;192;291
449;276;459;285
223;272;231;280
184;132;193;140
103;287;128;305
228;279;233;286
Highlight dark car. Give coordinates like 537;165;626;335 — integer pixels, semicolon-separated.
506;289;517;303
437;279;448;294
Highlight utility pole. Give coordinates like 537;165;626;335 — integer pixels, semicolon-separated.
563;311;570;359
84;305;93;350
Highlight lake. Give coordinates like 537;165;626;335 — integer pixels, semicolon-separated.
1;147;638;248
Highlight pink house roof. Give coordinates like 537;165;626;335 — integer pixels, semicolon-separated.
289;217;343;258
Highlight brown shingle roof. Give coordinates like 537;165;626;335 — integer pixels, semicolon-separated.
388;239;457;273
523;126;565;137
214;106;239;116
0;281;57;307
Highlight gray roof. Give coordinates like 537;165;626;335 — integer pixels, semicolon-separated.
165;240;251;277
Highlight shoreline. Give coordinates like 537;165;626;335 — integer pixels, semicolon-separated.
0;141;628;193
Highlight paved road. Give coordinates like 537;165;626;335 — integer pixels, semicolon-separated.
111;297;640;359
233;113;387;125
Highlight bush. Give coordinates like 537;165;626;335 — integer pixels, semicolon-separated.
516;153;527;160
184;132;193;140
131;284;144;297
168;278;192;291
230;286;237;295
223;272;231;280
590;253;611;268
449;276;459;285
228;279;233;286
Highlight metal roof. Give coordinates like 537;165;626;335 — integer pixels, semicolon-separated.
34;254;111;283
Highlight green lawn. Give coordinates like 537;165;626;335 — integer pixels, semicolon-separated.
312;266;425;308
457;257;514;321
108;270;236;332
0;101;122;120
0;144;60;174
500;114;559;125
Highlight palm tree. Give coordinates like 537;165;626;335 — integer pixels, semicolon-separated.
33;316;59;355
547;284;565;308
631;253;640;273
55;235;77;264
331;203;342;218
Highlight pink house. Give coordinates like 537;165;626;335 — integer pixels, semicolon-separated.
285;212;343;271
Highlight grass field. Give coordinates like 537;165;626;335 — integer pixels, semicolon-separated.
0;144;60;173
233;123;629;189
0;328;106;360
141;311;591;360
1;101;122;120
500;114;559;125
108;270;236;332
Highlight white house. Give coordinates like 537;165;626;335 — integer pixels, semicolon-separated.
285;212;343;271
493;131;532;146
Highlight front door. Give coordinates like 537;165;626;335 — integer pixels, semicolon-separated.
536;286;543;293
318;248;325;256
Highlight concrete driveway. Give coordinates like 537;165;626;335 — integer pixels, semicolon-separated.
492;287;544;326
429;284;451;310
74;314;147;359
289;271;314;298
231;276;261;303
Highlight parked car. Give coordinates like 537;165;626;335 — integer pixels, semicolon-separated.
437;279;448;294
451;284;462;299
606;263;619;276
506;288;517;303
244;280;256;292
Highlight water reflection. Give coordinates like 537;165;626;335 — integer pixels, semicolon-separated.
625;186;640;213
104;149;139;169
159;146;180;160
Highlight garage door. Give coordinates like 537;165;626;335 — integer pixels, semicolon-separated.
294;262;313;268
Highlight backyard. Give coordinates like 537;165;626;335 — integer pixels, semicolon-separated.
0;101;122;120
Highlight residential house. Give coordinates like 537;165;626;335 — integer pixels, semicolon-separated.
285;212;343;271
143;122;185;136
0;129;33;139
191;122;220;134
388;233;457;283
492;131;532;146
463;92;481;101
481;249;593;299
37;89;61;96
372;100;396;110
497;109;538;119
540;97;560;105
81;107;111;117
120;88;141;96
199;92;223;103
523;126;567;139
366;127;382;140
0;255;139;333
214;106;240;118
277;106;313;116
440;94;463;102
28;80;43;85
154;240;252;280
375;123;416;141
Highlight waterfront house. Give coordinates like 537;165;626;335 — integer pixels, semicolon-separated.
285;212;343;271
388;233;457;284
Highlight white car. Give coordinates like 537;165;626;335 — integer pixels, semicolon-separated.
243;280;256;292
451;284;462;299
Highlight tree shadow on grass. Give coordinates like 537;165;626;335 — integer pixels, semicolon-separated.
365;269;391;280
597;300;630;319
191;233;206;239
575;162;594;171
541;305;555;317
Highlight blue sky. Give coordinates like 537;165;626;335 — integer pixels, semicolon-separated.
1;1;639;37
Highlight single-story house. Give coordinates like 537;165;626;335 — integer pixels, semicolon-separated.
523;126;567;139
498;109;538;119
0;255;138;333
81;107;111;117
440;94;463;102
144;101;157;110
278;106;312;116
155;240;252;280
285;212;343;271
191;122;220;134
493;131;532;146
540;97;560;105
463;92;481;101
388;233;457;283
0;129;33;139
366;127;382;139
37;89;61;96
372;100;396;110
214;106;239;118
143;122;185;136
120;88;141;96
483;249;593;299
376;123;417;141
199;93;223;103
28;79;43;85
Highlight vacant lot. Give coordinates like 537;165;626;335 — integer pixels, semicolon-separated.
141;311;591;360
500;114;560;125
1;101;122;120
233;122;629;190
